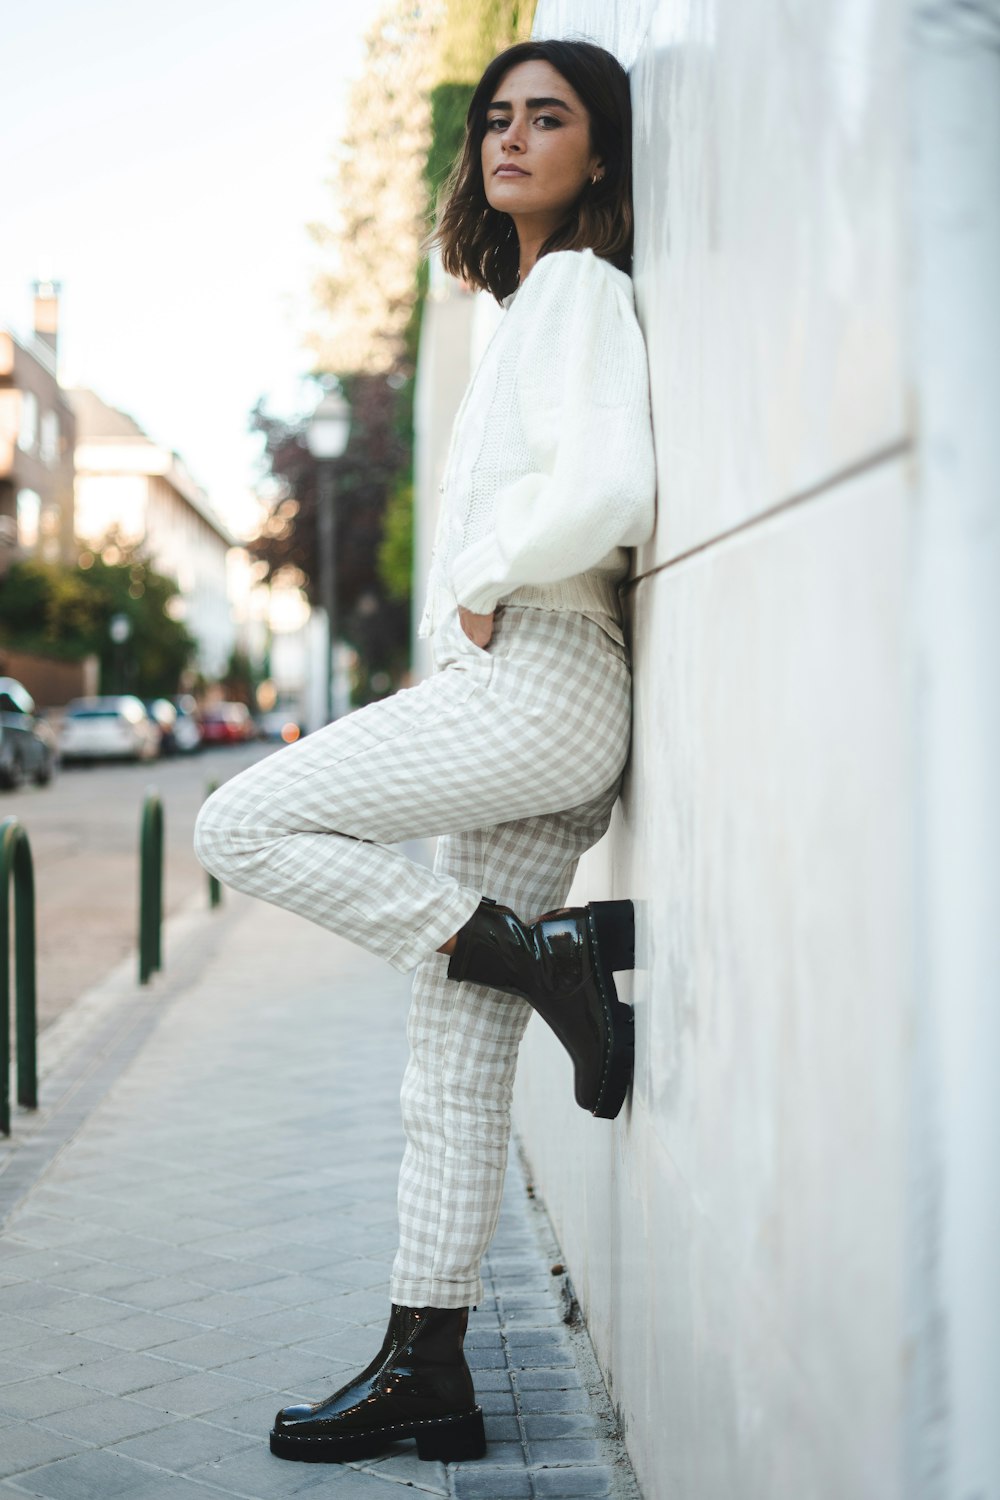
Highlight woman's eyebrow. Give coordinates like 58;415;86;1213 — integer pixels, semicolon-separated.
487;97;576;112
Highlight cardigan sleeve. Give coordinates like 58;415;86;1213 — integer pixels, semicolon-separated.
448;249;656;616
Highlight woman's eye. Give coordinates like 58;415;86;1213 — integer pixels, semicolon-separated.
485;114;561;131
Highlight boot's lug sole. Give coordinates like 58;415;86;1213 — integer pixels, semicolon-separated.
270;1405;486;1464
587;901;636;1119
592;1001;634;1119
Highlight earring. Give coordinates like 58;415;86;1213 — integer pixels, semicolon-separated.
591;172;602;186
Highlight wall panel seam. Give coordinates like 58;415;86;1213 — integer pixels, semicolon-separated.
626;437;912;590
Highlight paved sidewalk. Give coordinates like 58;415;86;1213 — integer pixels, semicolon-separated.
0;895;640;1499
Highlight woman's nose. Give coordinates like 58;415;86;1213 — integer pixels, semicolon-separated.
502;117;527;152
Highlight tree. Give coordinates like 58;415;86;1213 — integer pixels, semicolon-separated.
378;474;414;603
221;647;260;709
249;374;412;695
0;547;195;698
307;0;443;378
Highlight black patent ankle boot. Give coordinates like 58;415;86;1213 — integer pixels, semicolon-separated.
447;898;636;1119
270;1304;485;1464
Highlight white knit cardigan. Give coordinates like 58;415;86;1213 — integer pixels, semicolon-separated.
418;247;656;643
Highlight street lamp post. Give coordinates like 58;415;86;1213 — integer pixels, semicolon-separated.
306;385;352;724
109;611;132;694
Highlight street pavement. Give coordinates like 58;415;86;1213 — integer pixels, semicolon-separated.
1;744;271;1031
0;888;640;1499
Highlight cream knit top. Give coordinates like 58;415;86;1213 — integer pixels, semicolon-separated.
417;247;656;646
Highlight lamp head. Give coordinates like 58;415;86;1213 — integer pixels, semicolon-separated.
306;385;352;460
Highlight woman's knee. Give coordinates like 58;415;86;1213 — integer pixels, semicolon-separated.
193;783;241;879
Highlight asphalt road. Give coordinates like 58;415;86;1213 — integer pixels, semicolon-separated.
1;742;273;1032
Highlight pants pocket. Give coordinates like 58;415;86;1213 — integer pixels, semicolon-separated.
431;609;493;679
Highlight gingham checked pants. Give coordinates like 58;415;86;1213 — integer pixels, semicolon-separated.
195;605;631;1307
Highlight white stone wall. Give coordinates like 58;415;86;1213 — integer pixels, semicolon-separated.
505;4;999;1499
143;475;234;680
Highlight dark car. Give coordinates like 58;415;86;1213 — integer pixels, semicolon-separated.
0;677;58;789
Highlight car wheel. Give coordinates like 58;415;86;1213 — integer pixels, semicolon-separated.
0;749;25;790
32;755;54;786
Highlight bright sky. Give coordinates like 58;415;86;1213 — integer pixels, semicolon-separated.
0;0;387;539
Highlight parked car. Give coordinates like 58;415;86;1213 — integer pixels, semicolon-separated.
257;709;303;744
171;694;203;754
200;701;255;746
59;696;160;764
144;698;179;755
0;677;58;789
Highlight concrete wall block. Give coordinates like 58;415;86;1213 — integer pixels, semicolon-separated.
515;460;911;1499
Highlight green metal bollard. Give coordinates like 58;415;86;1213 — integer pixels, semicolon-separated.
0;817;38;1135
138;791;164;985
204;781;222;910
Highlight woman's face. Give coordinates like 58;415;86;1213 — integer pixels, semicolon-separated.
480;60;602;225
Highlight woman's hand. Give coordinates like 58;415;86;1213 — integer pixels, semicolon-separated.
458;606;495;649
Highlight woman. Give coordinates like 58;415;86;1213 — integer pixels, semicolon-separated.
195;37;655;1467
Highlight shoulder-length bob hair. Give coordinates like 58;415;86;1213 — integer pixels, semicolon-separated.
433;39;633;303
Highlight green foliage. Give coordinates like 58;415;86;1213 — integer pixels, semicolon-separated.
426;82;475;213
221;647;260;707
378;475;414;603
0;560;99;657
402;255;431;373
437;0;536;83
0;551;194;698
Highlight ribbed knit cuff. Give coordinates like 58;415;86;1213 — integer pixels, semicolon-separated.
449;533;509;616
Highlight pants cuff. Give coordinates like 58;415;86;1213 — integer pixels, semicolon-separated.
390;1273;484;1310
387;885;483;972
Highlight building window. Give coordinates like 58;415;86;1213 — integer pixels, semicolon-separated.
16;489;41;549
17;391;38;453
40;409;60;465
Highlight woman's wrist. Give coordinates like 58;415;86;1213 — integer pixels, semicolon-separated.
450;534;507;616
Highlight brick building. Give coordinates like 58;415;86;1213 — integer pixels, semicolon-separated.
0;280;77;573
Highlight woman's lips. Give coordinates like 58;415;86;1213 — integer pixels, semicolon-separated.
494;165;529;176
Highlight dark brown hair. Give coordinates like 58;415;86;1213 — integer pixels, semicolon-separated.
433;39;633;303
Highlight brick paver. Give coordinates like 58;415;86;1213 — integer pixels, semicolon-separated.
0;895;640;1498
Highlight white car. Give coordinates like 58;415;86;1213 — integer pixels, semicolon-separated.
60;696;160;763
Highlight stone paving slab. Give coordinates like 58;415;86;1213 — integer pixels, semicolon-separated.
0;896;640;1499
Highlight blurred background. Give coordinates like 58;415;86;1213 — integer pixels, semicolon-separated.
0;0;533;732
